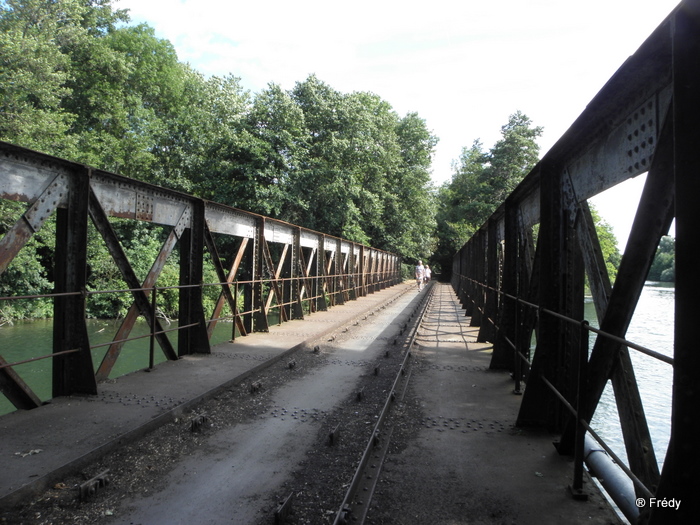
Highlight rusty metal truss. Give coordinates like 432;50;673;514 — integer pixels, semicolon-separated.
451;2;699;523
0;144;401;408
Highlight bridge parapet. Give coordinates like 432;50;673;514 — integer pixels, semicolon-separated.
451;2;698;524
0;141;401;407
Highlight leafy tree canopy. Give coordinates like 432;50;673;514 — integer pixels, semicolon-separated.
648;235;674;282
0;1;439;320
434;112;542;272
589;204;622;284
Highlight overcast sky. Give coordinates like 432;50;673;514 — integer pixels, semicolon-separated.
115;0;680;249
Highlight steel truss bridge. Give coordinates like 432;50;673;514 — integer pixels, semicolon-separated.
0;142;401;406
452;2;699;523
2;2;699;524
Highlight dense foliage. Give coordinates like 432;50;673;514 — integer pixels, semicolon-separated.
434;111;624;286
589;205;622;284
0;1;635;323
434;111;543;272
0;0;437;320
648;236;674;282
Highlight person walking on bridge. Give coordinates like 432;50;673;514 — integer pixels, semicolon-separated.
415;260;425;291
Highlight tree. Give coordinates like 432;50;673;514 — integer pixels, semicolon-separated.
2;3;442;321
64;22;183;178
486;111;543;204
0;0;82;155
386;112;438;260
589;204;621;283
284;76;438;254
286;75;366;241
434;112;542;273
245;83;308;217
648;236;674;282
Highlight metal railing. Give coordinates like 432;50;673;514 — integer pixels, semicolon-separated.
454;273;667;520
0;268;399;376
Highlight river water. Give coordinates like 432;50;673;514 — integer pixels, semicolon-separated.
0;283;675;471
0;319;235;415
588;282;674;472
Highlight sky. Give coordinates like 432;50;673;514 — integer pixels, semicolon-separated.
114;0;681;250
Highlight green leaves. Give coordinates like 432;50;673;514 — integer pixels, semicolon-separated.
1;2;439;321
589;204;622;284
648;236;674;282
434;113;542;272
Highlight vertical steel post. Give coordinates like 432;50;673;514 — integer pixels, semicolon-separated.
243;234;255;335
232;280;238;342
517;161;564;429
292;227;304;319
52;167;97;397
479;218;498;343
359;245;366;297
253;217;268;331
318;235;328;311
335;238;344;304
513;298;522;394
570;320;589;500
149;286;156;370
651;4;700;523
470;230;484;327
492;199;518;369
178;200;210;356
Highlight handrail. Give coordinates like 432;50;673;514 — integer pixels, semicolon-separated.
0;272;399;374
452;270;662;519
457;274;672;366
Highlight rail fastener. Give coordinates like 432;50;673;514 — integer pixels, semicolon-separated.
78;469;110;501
274;491;294;524
189;414;210;432
329;423;342;446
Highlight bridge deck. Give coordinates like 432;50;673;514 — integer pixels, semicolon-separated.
0;282;621;524
0;284;409;509
370;282;622;524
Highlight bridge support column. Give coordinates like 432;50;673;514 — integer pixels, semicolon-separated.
651;5;700;523
478;218;499;343
469;230;485;328
178;200;210;356
491;199;518;369
53;167;97;397
517;162;583;431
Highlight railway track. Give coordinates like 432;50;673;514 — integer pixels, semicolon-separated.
5;282;622;525
6;282;436;525
332;281;434;525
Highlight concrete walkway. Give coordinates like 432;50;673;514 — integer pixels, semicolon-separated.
369;283;623;524
0;283;411;508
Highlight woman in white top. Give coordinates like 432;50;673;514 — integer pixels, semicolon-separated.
415;260;425;291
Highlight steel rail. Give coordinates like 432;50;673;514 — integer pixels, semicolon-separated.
0;348;80;371
333;281;436;525
1;271;391;364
